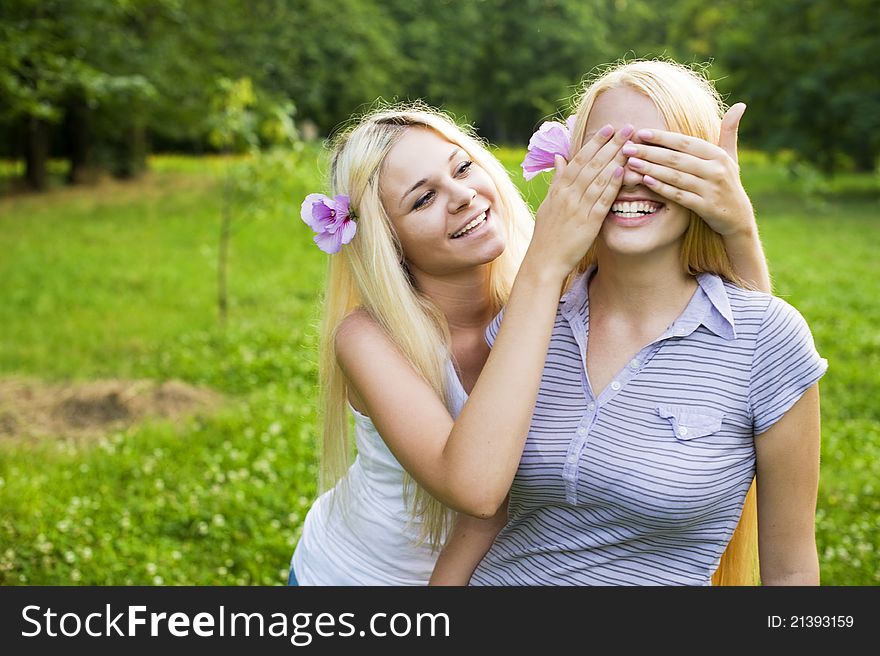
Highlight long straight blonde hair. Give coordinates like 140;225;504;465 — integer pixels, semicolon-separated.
318;103;534;548
567;60;760;586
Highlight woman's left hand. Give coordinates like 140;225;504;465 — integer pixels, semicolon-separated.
621;102;755;237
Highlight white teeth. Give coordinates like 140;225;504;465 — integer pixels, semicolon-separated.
610;201;660;217
451;211;487;238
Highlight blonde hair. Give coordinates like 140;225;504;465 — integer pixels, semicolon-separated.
568;60;759;585
318;102;534;548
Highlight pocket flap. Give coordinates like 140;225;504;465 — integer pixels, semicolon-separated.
656;404;724;440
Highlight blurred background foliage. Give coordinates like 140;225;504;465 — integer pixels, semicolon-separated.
2;0;878;193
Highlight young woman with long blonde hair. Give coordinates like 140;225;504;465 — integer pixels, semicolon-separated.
430;60;824;586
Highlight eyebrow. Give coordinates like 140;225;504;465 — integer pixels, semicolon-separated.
399;148;462;208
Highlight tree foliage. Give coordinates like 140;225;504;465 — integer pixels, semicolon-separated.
1;0;877;190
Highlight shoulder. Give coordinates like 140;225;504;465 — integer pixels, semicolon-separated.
335;308;380;343
334;309;394;364
722;282;815;337
722;280;773;314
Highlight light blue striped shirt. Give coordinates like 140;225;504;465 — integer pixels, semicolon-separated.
471;269;827;586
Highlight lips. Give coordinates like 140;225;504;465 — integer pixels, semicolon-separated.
450;209;489;239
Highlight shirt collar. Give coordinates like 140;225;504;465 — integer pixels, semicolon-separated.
692;272;737;340
559;266;737;341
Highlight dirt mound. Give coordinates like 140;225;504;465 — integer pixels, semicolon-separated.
0;378;224;440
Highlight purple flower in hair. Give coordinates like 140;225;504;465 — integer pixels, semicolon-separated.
300;193;357;254
521;116;576;180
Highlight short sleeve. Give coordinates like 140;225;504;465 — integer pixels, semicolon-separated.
485;307;506;348
749;296;827;435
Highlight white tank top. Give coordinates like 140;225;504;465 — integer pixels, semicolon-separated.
290;360;468;585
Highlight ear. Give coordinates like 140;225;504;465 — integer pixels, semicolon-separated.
719;102;746;164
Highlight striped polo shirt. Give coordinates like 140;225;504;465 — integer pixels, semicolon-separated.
470;268;827;586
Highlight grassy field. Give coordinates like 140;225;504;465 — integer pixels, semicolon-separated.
0;148;878;585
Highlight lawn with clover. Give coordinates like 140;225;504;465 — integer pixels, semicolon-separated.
0;149;878;585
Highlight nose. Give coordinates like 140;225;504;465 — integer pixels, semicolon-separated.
449;181;476;213
622;162;643;188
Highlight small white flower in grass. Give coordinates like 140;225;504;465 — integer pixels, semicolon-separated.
146;562;158;575
64;551;76;563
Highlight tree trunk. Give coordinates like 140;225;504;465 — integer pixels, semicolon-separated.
217;175;233;326
853;144;877;173
113;122;148;179
24;116;50;191
66;95;97;185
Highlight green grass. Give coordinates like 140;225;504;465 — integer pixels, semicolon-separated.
1;149;878;585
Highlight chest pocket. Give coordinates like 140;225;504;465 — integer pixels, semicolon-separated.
656;404;724;440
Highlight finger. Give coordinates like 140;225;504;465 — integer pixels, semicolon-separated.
634;128;722;161
578;151;626;208
589;164;625;222
562;124;632;186
559;123;614;184
622;142;711;178
641;174;703;212
567;124;632;192
719;102;746;164
625;156;704;195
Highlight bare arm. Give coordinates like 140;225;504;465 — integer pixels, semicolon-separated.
755;384;821;585
622;103;772;293
429;501;507;586
337;126;632;518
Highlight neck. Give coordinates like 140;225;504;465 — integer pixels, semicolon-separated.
589;242;696;320
408;263;495;331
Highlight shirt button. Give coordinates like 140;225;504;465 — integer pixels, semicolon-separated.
629;359;639;370
588;402;596;412
577;427;587;436
567;454;577;463
678;426;688;437
611;381;621;391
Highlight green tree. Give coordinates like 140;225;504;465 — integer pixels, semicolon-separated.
718;0;880;174
0;0;159;188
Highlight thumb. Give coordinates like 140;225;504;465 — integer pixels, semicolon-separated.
719;102;746;163
553;154;566;179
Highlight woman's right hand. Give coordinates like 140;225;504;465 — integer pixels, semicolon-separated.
526;123;632;281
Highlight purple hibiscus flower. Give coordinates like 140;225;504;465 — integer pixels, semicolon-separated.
521;115;577;180
300;193;357;254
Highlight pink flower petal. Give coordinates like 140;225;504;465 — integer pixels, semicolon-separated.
520;118;575;180
338;218;357;246
301;193;335;232
314;229;344;254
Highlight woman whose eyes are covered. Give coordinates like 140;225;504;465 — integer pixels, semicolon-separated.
430;60;824;587
290;86;770;585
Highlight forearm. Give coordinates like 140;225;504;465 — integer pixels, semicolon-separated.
430;504;507;586
723;225;771;293
440;255;565;516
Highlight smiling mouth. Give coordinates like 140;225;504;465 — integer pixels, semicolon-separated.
451;210;488;239
610;200;662;218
